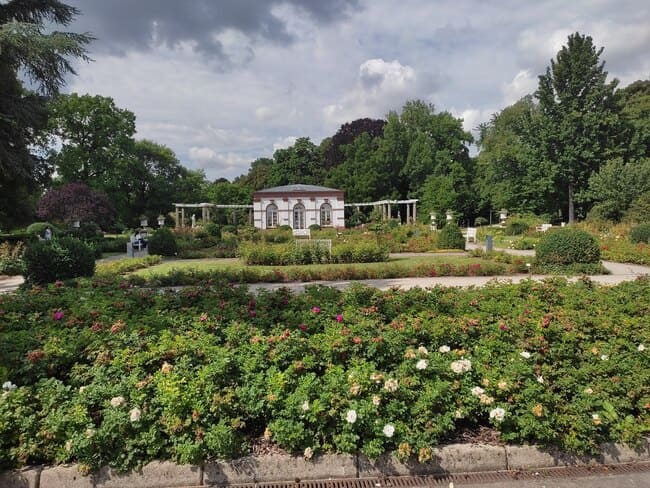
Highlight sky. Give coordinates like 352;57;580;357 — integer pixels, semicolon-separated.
63;0;650;181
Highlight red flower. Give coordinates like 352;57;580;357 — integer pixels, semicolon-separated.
27;349;45;363
53;310;64;321
352;336;362;344
54;280;64;288
336;314;343;322
299;323;307;332
311;307;321;313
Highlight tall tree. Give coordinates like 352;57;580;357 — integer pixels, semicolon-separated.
45;93;136;188
323;118;386;169
267;137;322;187
535;32;625;223
0;0;91;229
475;96;557;215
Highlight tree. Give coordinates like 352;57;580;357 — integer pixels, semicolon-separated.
45;93;136;188
0;0;91;229
535;32;625;223
582;157;650;221
234;157;272;191
475;96;557;215
267;137;323;187
37;182;115;228
323;118;386;169
619;79;650;160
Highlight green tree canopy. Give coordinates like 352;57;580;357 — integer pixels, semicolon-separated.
535;32;625;222
0;0;91;229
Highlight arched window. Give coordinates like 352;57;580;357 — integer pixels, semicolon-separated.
320;203;332;226
266;204;278;228
293;203;305;229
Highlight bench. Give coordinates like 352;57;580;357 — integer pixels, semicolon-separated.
465;227;477;243
535;224;552;232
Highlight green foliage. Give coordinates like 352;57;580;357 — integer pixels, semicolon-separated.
536;32;625;222
1;278;649;470
582;158;650;221
536;228;601;268
624;192;650;224
95;255;162;276
23;237;95;284
147;228;178;257
0;2;91;230
505;219;530;236
0;241;26;275
204;222;222;238
629;224;650;244
25;222;58;237
474;217;488;227
99;236;129;253
436;223;465;249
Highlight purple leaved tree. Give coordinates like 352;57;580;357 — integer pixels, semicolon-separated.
37;183;116;229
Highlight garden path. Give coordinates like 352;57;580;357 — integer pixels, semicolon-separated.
1;246;649;294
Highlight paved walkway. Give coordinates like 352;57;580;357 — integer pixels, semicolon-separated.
2;247;649;295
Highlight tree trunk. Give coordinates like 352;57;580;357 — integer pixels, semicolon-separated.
568;183;575;224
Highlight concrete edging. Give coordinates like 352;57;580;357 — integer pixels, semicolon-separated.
1;439;649;487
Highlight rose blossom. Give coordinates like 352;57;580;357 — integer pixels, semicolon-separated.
382;424;395;438
416;359;428;370
450;359;472;374
129;407;142;422
346;410;357;423
110;396;125;407
439;345;451;353
489;407;506;422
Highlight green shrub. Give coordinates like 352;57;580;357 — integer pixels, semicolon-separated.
100;236;129;253
474;216;488;227
308;224;321;231
536;228;600;267
204;222;222;238
148;227;178;256
23;237;96;284
263;228;292;243
505;219;530;235
0;241;26;275
629;224;650;244
436;223;465;249
222;225;237;234
24;222;59;237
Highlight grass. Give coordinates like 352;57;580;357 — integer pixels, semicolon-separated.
131;254;520;282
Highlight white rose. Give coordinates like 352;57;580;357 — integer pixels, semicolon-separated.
382;424;395;438
346;409;357;424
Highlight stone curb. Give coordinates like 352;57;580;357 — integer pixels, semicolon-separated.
1;439;649;487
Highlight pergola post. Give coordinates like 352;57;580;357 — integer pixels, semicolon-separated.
175;206;180;229
181;207;185;228
406;203;410;223
413;202;417;222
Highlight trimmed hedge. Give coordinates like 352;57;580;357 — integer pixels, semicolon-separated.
23;237;96;284
436;223;465;250
630;224;650;244
148;228;178;256
536;228;600;266
239;241;389;265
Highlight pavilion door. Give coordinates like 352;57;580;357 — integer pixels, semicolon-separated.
293;204;306;229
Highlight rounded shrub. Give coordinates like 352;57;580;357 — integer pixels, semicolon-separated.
505;219;530;235
536;228;600;266
474;216;488;227
437;222;465;250
148;227;178;256
308;223;321;231
25;222;58;237
630;223;650;244
204;222;222;238
23;237;96;284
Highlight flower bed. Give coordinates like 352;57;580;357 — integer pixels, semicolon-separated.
601;239;650;265
0;277;648;472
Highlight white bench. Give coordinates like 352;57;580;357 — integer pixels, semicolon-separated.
465;227;477;243
535;224;552;232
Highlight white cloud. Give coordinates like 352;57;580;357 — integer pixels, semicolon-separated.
255;106;274;121
502;70;538;106
273;136;298;152
324;58;421;126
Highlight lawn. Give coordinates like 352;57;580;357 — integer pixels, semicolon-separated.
128;254;528;285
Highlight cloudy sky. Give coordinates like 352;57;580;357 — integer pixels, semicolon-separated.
63;0;650;181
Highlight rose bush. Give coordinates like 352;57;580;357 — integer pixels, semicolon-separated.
0;277;648;472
